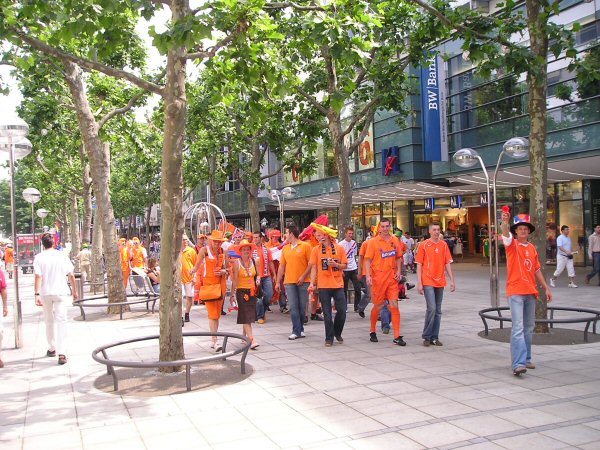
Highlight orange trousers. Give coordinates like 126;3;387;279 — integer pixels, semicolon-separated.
370;301;400;337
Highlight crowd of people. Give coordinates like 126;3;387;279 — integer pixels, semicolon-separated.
0;217;599;376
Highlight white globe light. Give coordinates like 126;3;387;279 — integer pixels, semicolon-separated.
0;137;32;159
36;208;49;219
282;186;297;199
453;148;480;168
0;116;29;139
23;187;41;204
503;137;529;159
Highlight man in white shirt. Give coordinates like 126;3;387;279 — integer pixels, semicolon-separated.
74;243;92;285
338;226;361;311
34;233;78;365
586;224;600;285
550;225;577;288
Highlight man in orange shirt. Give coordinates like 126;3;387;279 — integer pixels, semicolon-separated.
307;225;348;346
118;238;130;288
130;237;147;270
416;222;455;347
365;218;406;345
253;231;275;324
501;212;552;376
181;235;198;324
4;244;14;279
275;224;312;340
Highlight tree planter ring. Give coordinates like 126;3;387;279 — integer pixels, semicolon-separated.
73;293;159;320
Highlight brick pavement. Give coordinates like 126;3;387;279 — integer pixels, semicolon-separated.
1;262;600;449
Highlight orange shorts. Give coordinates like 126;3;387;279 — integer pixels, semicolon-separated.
371;273;399;305
204;299;224;320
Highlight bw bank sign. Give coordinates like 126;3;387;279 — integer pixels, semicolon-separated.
420;55;448;162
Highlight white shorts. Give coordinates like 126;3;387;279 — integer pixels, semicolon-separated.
182;282;194;298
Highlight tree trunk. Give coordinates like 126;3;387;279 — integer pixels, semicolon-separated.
158;0;188;370
329;114;353;231
62;202;70;244
70;193;81;265
248;183;260;232
526;0;550;333
80;144;93;243
90;212;104;295
63;60;127;305
208;154;218;203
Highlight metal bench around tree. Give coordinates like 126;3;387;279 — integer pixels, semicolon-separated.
92;332;251;392
479;306;600;342
73;293;158;320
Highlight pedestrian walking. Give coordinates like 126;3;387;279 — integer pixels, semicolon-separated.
4;244;14;279
501;212;552;376
0;268;8;368
130;237;147;270
74;243;92;285
364;218;407;346
550;225;578;288
415;222;455;347
190;230;228;351
585;224;600;285
275;224;312;340
252;231;275;325
230;240;260;350
33;233;78;365
307;225;348;347
119;238;130;288
338;226;361;311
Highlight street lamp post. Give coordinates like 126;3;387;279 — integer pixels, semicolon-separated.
0;117;31;349
453;138;529;308
270;187;296;235
36;208;49;232
23;188;41;255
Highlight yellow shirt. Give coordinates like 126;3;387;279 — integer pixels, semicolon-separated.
181;246;198;284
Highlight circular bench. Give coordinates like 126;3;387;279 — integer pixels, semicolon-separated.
73;294;159;320
92;332;251;392
479;306;600;342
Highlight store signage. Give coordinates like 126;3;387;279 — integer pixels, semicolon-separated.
425;197;435;212
450;195;462;208
381;146;400;176
480;192;488;206
420;54;448;162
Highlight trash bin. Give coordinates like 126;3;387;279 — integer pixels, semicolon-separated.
74;273;84;300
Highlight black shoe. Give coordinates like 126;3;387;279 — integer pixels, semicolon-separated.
311;314;324;321
181;317;185;327
304;316;308;324
184;313;190;322
406;283;415;290
46;350;56;357
399;294;408;300
430;339;443;346
193;301;199;305
369;332;378;342
393;336;407;346
266;307;272;312
335;335;344;343
221;310;226;316
358;310;365;318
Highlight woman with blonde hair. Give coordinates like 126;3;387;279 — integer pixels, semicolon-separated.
230;240;260;350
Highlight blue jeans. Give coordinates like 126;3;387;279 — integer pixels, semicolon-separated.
509;294;536;370
318;288;347;342
380;302;391;332
422;286;444;341
256;277;274;320
284;283;309;336
587;252;600;283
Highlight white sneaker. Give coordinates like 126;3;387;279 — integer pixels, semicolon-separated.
288;333;298;340
300;331;306;338
550;278;556;288
568;282;578;288
215;342;223;352
210;341;216;349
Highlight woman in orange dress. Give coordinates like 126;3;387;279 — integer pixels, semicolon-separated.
118;238;130;288
230;240;260;350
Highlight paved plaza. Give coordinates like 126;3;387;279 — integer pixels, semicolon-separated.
1;262;600;449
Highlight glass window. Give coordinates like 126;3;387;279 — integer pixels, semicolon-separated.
559;199;585;265
558;181;583;201
394;200;409;232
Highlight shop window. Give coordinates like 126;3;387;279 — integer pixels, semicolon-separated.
394;200;409;233
558;181;583;201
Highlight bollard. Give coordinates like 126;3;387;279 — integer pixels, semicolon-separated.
74;273;84;300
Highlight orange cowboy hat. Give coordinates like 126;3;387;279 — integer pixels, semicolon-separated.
208;230;226;242
238;239;255;251
270;229;281;238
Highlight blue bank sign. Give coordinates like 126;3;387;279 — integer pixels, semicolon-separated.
420;55;448;162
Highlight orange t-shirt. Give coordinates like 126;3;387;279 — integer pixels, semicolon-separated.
131;247;146;269
236;259;258;295
280;240;312;284
504;236;541;297
310;242;348;289
415;239;453;287
181;246;198;284
365;235;404;274
5;248;14;263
